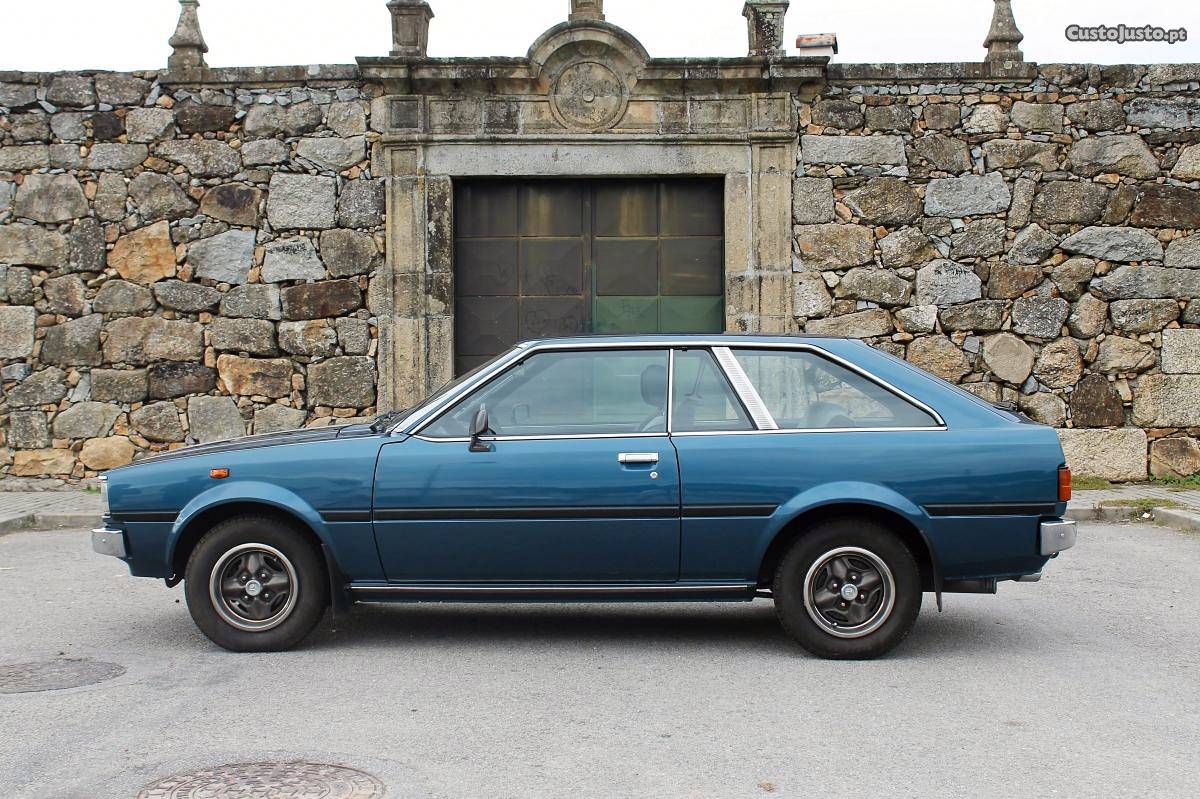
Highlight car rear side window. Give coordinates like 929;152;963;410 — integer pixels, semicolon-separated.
671;349;753;432
731;348;938;430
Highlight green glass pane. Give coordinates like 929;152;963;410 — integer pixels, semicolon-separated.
593;296;659;334
660;296;724;333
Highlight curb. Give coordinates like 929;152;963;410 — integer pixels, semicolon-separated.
1154;507;1200;534
0;513;101;536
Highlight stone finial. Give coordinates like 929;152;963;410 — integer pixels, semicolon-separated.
388;0;434;59
168;0;208;73
983;0;1025;63
569;0;604;22
743;0;790;57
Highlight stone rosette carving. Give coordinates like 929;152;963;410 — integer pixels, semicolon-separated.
550;61;628;131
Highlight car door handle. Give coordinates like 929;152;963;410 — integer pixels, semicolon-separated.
618;452;659;464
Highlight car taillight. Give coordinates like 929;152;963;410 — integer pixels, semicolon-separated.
1058;466;1071;502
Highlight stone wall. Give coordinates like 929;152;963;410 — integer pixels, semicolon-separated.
1;58;1199;483
0;68;383;481
791;63;1200;481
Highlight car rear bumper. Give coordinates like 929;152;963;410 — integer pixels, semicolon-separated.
1039;518;1077;556
92;527;127;559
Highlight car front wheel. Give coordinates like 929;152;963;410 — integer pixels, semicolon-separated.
184;515;328;652
773;518;921;659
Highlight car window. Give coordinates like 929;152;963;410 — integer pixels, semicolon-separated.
731;348;938;429
422;349;670;438
671;349;753;433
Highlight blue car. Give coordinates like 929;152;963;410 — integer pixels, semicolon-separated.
93;335;1076;659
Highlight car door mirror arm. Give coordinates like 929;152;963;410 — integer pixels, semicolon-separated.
469;405;492;452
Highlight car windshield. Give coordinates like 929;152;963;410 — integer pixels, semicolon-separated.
370;347;520;432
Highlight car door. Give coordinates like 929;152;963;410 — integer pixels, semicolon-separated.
372;347;682;583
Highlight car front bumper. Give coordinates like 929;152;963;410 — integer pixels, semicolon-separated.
92;526;127;559
1040;518;1077;556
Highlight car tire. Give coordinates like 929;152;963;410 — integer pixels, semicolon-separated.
184;515;328;652
773;518;921;659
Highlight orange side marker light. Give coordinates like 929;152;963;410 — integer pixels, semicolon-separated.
210;468;230;480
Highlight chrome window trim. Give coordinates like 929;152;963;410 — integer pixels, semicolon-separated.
413;432;668;444
711;346;778;430
400;338;946;438
665;348;675;434
670;426;947;437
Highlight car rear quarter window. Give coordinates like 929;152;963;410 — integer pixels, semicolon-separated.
731;348;938;430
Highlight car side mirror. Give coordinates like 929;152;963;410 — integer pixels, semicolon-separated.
469;406;491;452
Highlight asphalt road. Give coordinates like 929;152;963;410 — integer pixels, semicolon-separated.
0;522;1197;799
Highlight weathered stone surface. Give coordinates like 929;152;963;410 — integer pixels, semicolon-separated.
1091;266;1200;300
1134;374;1200;426
1161;328;1200;374
0;82;37;108
964;104;1007;133
1102;184;1137;225
278;320;338;357
1093;336;1155;373
262;237;326;283
187;396;246;443
915;134;972;173
5;267;33;305
188;229;257;285
813;99;863;130
1131;185;1200;229
47;74;94;107
988;263;1043;298
254;404;309;434
792;177;834;224
94;173;129;222
244;102;323;138
1051;257;1096;301
296;136;366;172
209;317;277;356
1012;296;1069;338
1109;299;1180;333
1184;300;1200;324
103;317;203;365
306;356;376;408
864;104;912;131
216;355;291;398
1011;101;1064;133
795;224;874;269
79;437;134;470
51;401;120;440
40;315;101;366
1165;235;1200;268
50;113;86;141
793;272;833;318
8;411;50;449
11;114;50;143
152;280;223;313
92;114;124;142
982;140;1058;171
844;178;921;226
1150;438;1200;478
915;260;982;306
110;221;176;284
923;104;960;130
906;336;969;381
0;144;49;172
281;280;362;320
10;449;76;477
91;369;147;403
93;280;154;314
241;139;290;167
220;283;282;320
895;305;937;334
0;225;66;268
129;173;195;222
0;306;37;359
1071;373;1125;427
7;367;68;407
319;229;379;277
801;135;906;166
199;184;262;226
1058;428;1147;481
1066;99;1126;132
267;174;337;230
336;317;371;355
1173;144;1200;181
130;402;185;443
335;179;385;228
327;101;368;137
1034;338;1084;389
154;140;241;177
951;218;1005;259
88;143;148;171
1007;224;1059;266
176;105;236;134
125;107;175;143
1020;392;1067;427
1060;227;1163;262
1068;134;1158;178
939;300;1006;332
924;174;1010;218
66;219;106;274
1031;182;1108;225
804;309;893;338
148;362;216;399
983;333;1035;384
0;180;12;214
42;275;86;316
13;174;87;223
879;227;936;267
835;267;911;306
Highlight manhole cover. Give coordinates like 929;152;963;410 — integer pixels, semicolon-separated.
137;762;385;799
0;658;126;694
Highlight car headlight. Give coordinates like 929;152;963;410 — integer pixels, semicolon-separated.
99;475;109;515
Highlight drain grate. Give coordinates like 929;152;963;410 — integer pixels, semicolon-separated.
137;762;385;799
0;658;126;694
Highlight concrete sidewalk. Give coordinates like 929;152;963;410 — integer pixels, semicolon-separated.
0;489;103;534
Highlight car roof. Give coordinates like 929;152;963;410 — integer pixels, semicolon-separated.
516;334;855;348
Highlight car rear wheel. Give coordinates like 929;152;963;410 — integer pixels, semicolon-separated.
184;516;328;652
773;518;921;659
